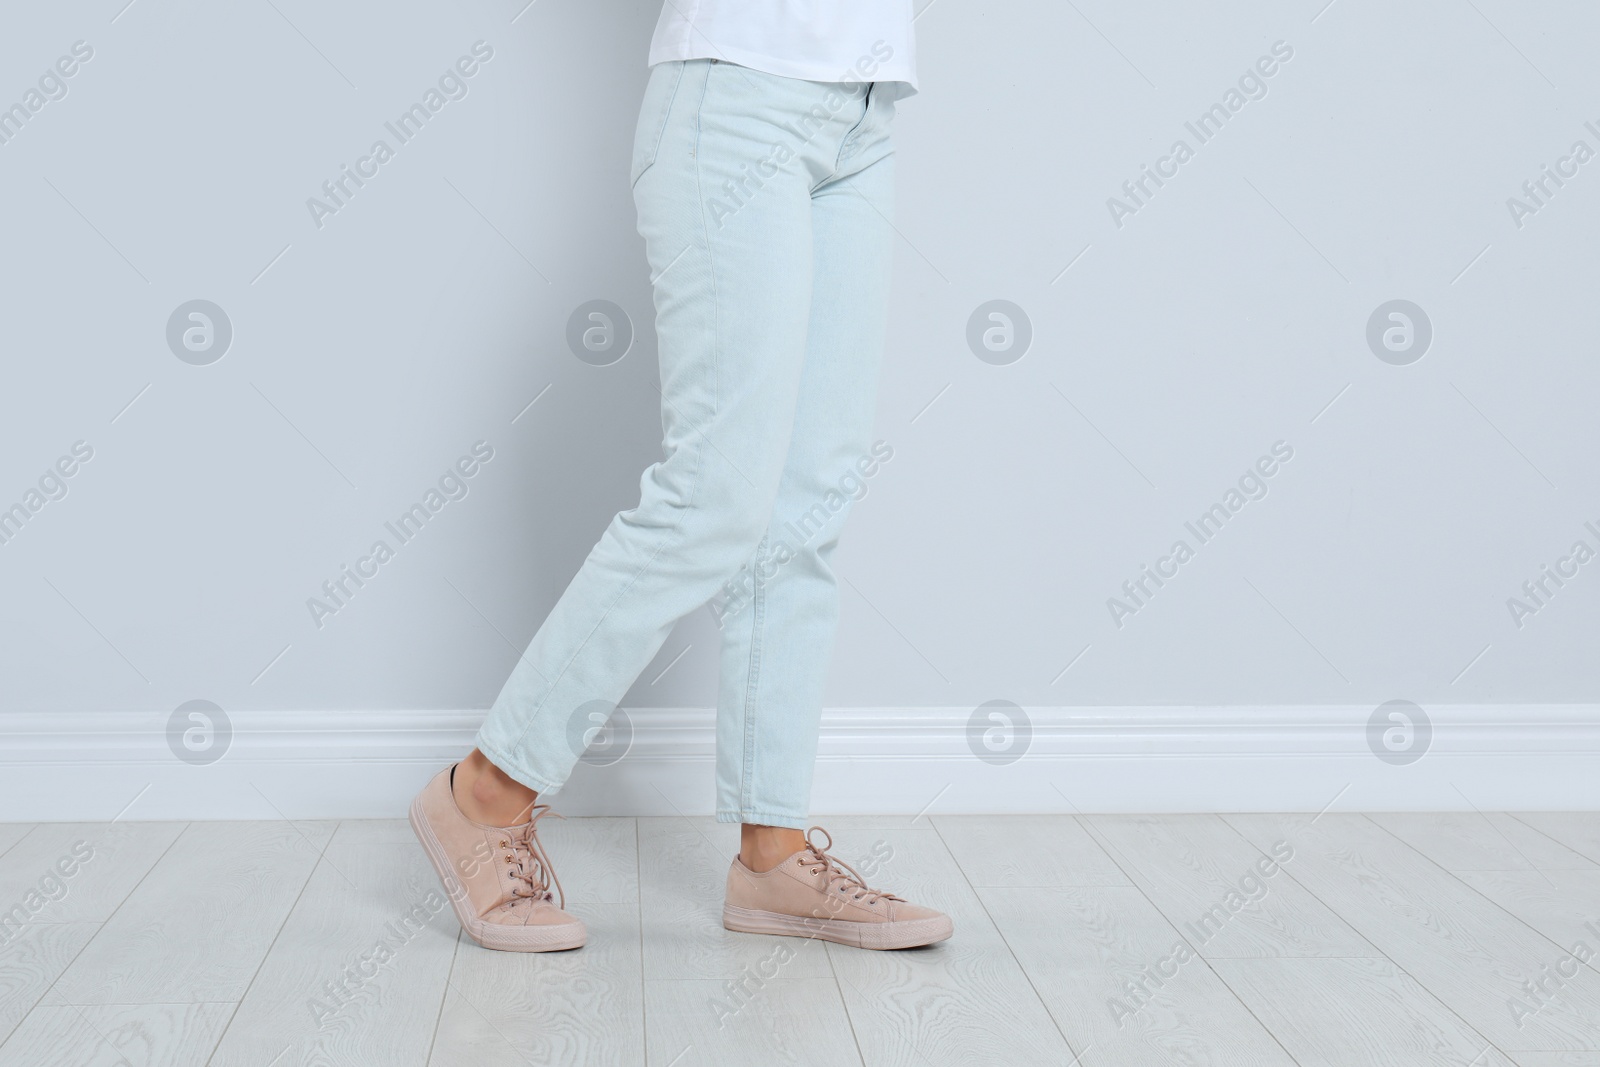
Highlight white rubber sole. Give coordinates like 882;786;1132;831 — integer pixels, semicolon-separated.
722;902;952;950
408;793;586;952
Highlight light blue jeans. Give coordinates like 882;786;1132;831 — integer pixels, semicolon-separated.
476;59;898;830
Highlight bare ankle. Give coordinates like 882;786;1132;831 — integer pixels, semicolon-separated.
740;824;806;873
453;750;538;827
471;772;537;826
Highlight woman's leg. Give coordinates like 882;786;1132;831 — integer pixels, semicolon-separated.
697;83;949;952
714;87;899;852
416;59;854;951
472;60;876;803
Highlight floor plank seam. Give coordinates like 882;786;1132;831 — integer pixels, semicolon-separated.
942;815;1095;1062
202;817;341;1067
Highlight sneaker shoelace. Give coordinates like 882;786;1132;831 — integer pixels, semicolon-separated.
799;826;903;906
497;805;566;910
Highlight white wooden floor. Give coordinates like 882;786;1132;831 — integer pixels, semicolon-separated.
2;812;1599;1066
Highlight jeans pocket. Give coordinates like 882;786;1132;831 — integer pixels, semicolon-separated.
630;61;687;189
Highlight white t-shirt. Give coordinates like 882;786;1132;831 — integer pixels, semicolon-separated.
647;1;918;96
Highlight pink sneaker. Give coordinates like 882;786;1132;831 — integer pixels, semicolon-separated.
723;826;953;950
408;765;586;952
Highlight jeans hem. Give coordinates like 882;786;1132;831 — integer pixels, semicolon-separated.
716;809;809;831
474;732;565;797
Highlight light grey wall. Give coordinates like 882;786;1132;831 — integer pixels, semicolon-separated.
3;0;1597;736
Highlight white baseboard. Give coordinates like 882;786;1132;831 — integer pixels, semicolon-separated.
3;706;1598;821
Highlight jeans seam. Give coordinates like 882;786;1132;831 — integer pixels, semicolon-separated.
812;84;876;195
823;83;874;186
739;534;770;815
631;61;686;192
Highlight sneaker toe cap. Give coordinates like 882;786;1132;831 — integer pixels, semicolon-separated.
488;900;586;929
887;899;947;923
